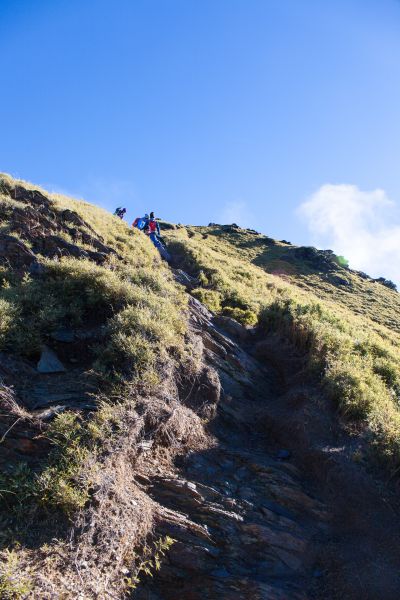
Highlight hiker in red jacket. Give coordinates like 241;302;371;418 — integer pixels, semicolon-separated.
147;212;161;238
146;213;170;260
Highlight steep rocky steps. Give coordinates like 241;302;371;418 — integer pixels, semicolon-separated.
133;295;400;600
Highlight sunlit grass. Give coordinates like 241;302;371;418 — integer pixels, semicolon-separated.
165;225;400;468
0;174;187;518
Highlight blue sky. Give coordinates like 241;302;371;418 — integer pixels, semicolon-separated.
2;0;400;282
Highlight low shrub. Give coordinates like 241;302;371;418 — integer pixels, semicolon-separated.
191;288;222;313
0;550;31;599
222;306;258;326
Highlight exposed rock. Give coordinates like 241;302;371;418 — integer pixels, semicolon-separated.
188;295;214;326
201;332;228;358
3;180;398;600
27;385;96;410
28;261;46;276
138;296;322;600
154;477;205;503
276;449;291;460
0;183;117;268
34;235;109;264
213;315;251;341
168;540;217;572
32;404;67;421
0;233;36;269
183;364;221;420
272;548;305;572
11;185;51;207
240;523;307;555
353;270;370;280
328;275;351;287
37;345;66;373
222;224;240;232
173;268;198;289
61;209;97;236
373;277;397;291
294;246;343;272
268;484;320;511
39;235;90;259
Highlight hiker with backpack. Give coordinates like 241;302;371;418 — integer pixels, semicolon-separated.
132;213;149;231
132;211;170;260
114;207;127;219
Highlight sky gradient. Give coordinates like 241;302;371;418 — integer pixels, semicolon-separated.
1;0;400;281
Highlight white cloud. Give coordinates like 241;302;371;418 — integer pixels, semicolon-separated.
219;200;256;229
298;184;400;285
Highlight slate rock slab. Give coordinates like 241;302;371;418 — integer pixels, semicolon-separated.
37;345;66;373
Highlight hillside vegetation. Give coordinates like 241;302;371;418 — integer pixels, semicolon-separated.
0;174;207;597
164;224;400;468
1;174;400;598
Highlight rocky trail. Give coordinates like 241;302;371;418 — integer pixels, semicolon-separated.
133;291;400;600
133;296;329;600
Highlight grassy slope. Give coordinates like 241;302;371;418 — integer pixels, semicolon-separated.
164;225;400;468
204;225;400;332
0;174;197;597
0;172;190;476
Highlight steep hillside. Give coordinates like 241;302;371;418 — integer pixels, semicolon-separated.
196;224;400;331
1;175;400;599
0;174;208;597
164;224;400;468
